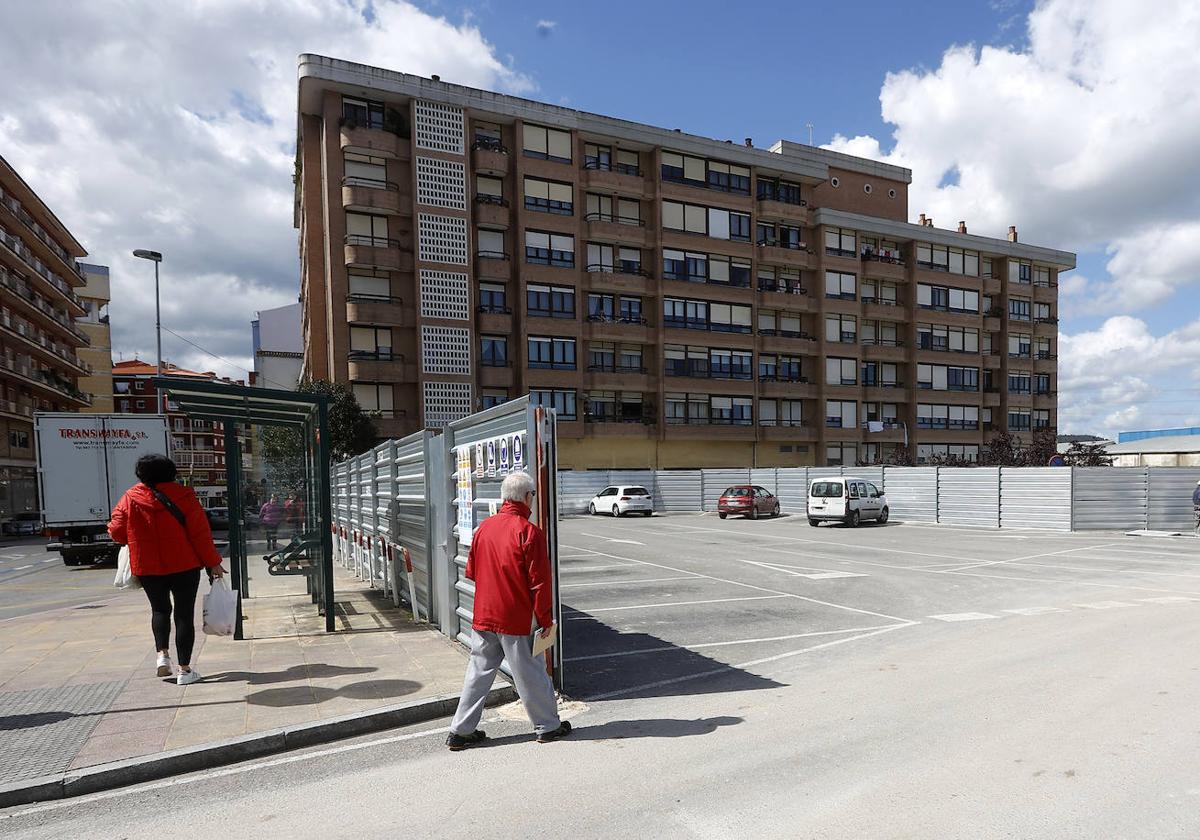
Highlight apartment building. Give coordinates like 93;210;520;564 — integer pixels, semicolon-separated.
113;359;248;507
77;263;115;412
295;55;1074;468
0;155;92;517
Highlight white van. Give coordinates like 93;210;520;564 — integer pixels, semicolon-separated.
807;477;889;527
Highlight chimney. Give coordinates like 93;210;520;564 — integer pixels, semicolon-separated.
431;74;440;82
918;213;926;226
957;221;967;234
1008;225;1018;242
925;217;934;228
744;137;753;147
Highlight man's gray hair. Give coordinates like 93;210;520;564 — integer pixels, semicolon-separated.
500;471;536;502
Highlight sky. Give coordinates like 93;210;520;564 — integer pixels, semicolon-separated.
1;0;1198;436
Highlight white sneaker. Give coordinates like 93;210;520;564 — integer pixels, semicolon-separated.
176;669;202;686
156;653;173;678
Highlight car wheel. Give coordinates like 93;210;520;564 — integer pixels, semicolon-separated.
718;512;728;520
612;504;621;518
808;518;819;527
878;506;889;524
749;505;759;520
588;503;596;516
772;503;781;518
643;511;653;517
847;510;860;528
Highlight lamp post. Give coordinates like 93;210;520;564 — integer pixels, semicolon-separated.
132;250;164;413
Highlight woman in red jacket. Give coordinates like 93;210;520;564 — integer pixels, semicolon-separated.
108;454;226;685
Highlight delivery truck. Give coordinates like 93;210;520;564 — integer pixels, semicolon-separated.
35;412;170;565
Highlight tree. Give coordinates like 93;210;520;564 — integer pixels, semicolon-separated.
980;431;1022;467
260;381;377;491
1020;427;1059;467
885;445;917;467
1063;441;1113;467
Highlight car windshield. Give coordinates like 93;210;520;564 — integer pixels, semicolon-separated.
16;513;40;521
625;487;650;496
810;482;844;498
724;487;752;497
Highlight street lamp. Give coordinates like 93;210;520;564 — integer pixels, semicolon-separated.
132;249;164;413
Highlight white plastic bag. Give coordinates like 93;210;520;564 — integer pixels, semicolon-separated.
113;546;140;590
202;577;237;636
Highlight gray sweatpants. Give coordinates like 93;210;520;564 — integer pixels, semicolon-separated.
450;629;560;736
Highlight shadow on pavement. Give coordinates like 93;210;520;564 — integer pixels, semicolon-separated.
244;678;423;707
563;609;784;700
0;711;74;730
210;663;377;685
474;716;743;749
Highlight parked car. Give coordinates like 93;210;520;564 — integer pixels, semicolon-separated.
807;477;889;527
587;486;654;517
3;512;43;537
205;507;231;531
717;485;780;520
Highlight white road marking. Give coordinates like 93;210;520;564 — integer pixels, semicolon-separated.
42;558;55;563
577;594;790;614
1073;601;1138;609
566;624;903;662
561;576;697;588
1003;607;1069;616
579;531;645;546
605;538;646;546
928;612;998;622
1137;596;1199;604
587;623;915;701
798;571;869;580
560;564;642;573
13;565;31;570
940;543;1125;573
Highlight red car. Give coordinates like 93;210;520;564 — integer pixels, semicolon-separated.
717;485;780;520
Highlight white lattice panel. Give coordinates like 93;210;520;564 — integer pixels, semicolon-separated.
415;156;466;210
421;325;471;374
418;213;468;265
423;381;472;428
414;100;464;155
420;269;470;320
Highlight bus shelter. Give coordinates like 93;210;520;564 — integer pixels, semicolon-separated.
153;376;335;635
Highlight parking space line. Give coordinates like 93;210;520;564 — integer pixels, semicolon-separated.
1073;601;1138;609
13;565;31;571
1137;596;1200;604
940;543;1125;573
565;624;902;662
561;564;645;573
561;576;697;589
928;612;998;622
992;561;1200;580
1003;607;1069;616
576;594;790;614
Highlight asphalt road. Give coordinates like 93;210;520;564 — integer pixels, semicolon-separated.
3;517;1199;838
0;540;121;621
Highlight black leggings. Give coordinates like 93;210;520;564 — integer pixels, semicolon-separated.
141;567;202;666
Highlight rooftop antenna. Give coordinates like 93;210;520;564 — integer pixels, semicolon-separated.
806;123;814;146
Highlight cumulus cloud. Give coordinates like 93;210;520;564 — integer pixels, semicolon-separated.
824;0;1200;312
535;20;557;36
0;0;531;379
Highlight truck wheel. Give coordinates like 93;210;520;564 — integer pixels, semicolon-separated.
62;551;82;567
808;518;820;527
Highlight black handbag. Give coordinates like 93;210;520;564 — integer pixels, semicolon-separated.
145;484;187;530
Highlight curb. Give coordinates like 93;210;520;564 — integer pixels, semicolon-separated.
0;683;516;809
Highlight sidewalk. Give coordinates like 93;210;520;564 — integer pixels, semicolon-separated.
0;552;500;804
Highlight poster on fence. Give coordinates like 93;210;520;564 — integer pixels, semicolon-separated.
456;445;475;546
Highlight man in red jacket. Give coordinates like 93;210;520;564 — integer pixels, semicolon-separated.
446;470;569;750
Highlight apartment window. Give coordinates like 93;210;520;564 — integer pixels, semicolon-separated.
523;177;573;215
661;201;750;241
982;258;994;278
1034;409;1051;429
917;444;979;464
588;293;615;321
756;178;804;205
477;229;505;258
705;160;751;194
1008;370;1032;394
473;121;502;146
526;284;575;318
587;243;614;273
862;280;899;305
756;222;776;247
661;152;749;194
1008;333;1032;358
919;324;978;353
341;96;385;130
825;400;857;429
588;342;616;371
1034;266;1053;287
527;336;576;370
708;302;753;333
917;405;979;430
1008;410;1032;431
864;402;899;424
523;124;572;163
917;364;979;391
860;237;903;262
530;389;577;419
1036;373;1053;395
480;336;508;367
1035;337;1053;359
663;248;699;281
344;152;388;187
353;383;395;417
917;284;979;313
615;149;640;176
350;325;392;357
481;389;509;409
618;247;642;275
1009;260;1032;284
1035;302;1053;322
134;381;145;391
619;296;643;323
584;143;611;171
525;230;574;267
824;227;856;257
1009;297;1032;321
710;349;753;380
825;271;856;300
862;320;900;346
826;443;857;467
861;362;899;387
664;345;698;378
8;429;29;448
135;400;146;410
825;357;857;386
478;282;507;313
348;270;393;300
825;314;857;344
346;212;390;247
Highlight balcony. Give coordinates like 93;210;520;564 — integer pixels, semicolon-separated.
471;139;509;176
861;340;906;362
344;235;406;271
476;306;512;334
586;263;650;294
585;315;651;343
863;381;907;400
582;160;645;193
756;240;812;268
585;364;651;391
1033;281;1058;302
0;227;84;313
0;315;88;373
860;251;907;281
346;351;415;383
758;330;818;354
342;177;404;215
340;123;405;159
759;378;817;399
664;417;756;439
584;212;648;247
345;294;407;325
755;195;810;224
760;422;817;442
0;189;87;287
473;195;510;229
478;363;514;389
0;355;90;405
983;275;1002;295
475;251;512;282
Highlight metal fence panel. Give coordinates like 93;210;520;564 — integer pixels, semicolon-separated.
1147;467;1200;531
750;468;778;497
702;468;751;511
558;470;612;515
1072;467;1148;530
387;431;434;618
655;469;702;512
1000;467;1072;530
882;467;938;522
847;467;884;490
937;468;1000;527
775;468;809;513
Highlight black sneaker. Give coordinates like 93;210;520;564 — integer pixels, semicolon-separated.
446;730;487;751
536;721;572;744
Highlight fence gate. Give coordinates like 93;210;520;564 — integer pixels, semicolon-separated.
441;398;563;689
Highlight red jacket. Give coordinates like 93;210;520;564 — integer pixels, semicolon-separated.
108;482;223;577
465;500;554;635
